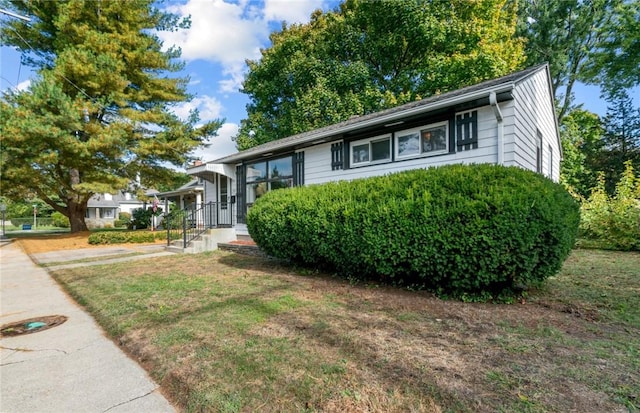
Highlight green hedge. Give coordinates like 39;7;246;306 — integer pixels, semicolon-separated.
88;231;166;245
247;164;580;300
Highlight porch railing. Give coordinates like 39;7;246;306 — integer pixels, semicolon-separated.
165;202;233;248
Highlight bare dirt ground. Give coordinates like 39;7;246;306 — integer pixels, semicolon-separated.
14;232;164;255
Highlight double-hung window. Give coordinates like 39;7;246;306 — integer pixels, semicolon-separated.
350;135;391;167
396;121;448;159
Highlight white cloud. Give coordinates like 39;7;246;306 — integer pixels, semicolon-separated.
16;79;31;92
263;0;326;24
159;0;332;93
192;122;239;161
159;0;268;92
172;95;223;122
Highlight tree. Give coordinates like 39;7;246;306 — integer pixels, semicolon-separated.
585;0;640;91
0;0;222;232
516;0;615;122
559;109;605;199
517;0;639;121
600;88;640;193
236;0;525;149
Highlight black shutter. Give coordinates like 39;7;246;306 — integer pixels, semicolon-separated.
456;110;478;151
293;151;304;186
236;164;246;224
331;142;343;170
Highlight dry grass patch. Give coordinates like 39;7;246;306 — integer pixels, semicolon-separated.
50;249;639;412
14;231;165;254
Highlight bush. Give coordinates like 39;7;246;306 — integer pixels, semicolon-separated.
51;212;70;228
114;212;131;228
129;208;162;230
579;161;640;250
88;230;165;245
247;164;580;300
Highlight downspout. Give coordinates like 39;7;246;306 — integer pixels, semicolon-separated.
490;91;504;165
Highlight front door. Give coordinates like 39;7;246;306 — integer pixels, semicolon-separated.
217;175;231;226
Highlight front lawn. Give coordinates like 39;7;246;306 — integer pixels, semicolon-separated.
51;249;639;412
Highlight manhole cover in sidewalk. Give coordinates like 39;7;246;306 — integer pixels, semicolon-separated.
1;315;68;337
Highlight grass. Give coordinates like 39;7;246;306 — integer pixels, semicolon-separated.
50;249;640;412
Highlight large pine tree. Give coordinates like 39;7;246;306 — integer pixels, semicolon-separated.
0;0;221;232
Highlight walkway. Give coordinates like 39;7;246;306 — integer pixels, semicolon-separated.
0;240;176;412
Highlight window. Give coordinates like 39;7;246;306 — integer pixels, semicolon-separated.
219;176;228;209
396;122;448;159
350;135;391;166
548;144;553;178
245;156;294;206
536;130;543;173
100;208;115;219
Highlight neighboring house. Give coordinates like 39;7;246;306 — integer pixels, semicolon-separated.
188;64;561;239
86;190;145;228
154;178;205;212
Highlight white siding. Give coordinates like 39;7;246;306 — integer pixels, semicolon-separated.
304;106;501;185
203;179;217;204
511;69;560;181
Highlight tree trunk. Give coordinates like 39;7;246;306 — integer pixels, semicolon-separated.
67;199;89;233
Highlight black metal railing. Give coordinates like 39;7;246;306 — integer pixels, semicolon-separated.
165;202;233;248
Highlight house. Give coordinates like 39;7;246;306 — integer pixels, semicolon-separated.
187;64;561;242
154;178;205;212
86;190;145;228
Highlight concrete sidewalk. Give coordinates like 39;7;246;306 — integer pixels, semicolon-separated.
0;240;176;413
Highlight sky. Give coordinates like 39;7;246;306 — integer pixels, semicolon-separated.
1;0;638;165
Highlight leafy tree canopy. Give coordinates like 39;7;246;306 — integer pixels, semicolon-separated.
0;0;222;232
517;0;639;121
236;0;525;150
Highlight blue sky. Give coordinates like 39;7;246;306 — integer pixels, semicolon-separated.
1;0;638;163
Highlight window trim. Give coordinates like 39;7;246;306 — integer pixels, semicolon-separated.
349;134;392;168
395;120;449;160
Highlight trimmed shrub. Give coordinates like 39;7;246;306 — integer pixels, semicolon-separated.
88;231;164;245
51;212;70;228
247;164;580;300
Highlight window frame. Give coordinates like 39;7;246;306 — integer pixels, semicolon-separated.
245;155;294;206
395;121;449;160
349;134;392;167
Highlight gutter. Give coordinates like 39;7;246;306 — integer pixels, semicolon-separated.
489;91;504;165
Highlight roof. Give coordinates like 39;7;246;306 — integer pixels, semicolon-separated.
201;64;548;166
87;191;143;208
154;179;204;198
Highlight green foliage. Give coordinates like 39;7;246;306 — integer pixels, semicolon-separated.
583;0;640;91
516;0;615;122
237;0;524;149
113;211;131;228
559;109;605;198
51;211;70;228
129;208;161;230
118;212;132;221
247;165;580;300
579;161;640;250
87;230;165;245
0;0;222;232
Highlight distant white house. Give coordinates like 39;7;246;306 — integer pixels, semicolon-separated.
188;64;561;239
85;190;146;228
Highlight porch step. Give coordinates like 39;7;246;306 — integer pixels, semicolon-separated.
166;228;237;254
